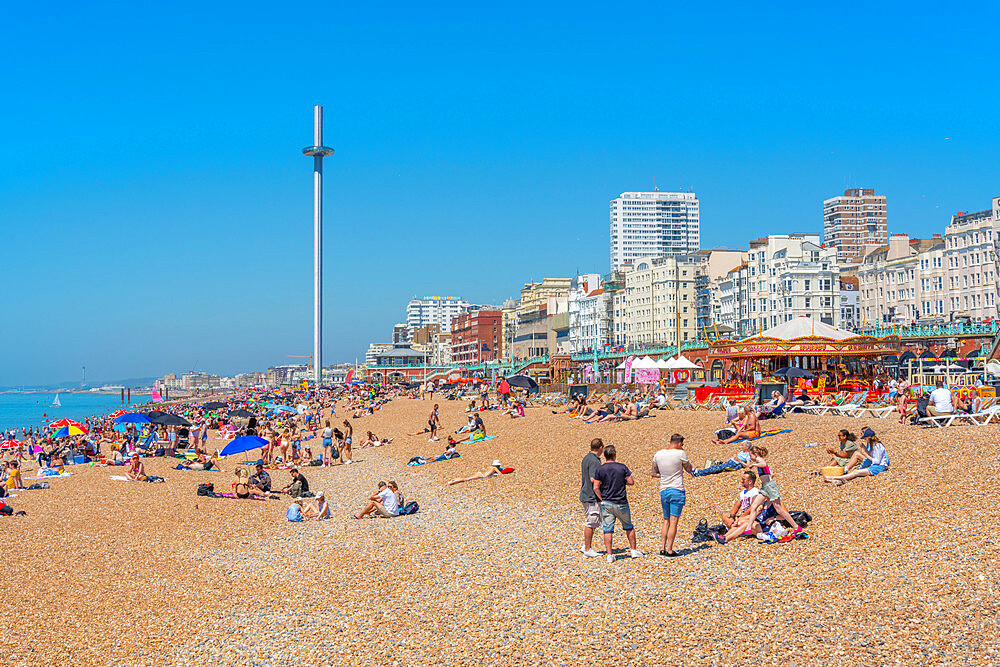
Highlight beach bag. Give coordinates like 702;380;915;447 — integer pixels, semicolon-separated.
197;483;215;497
286;504;303;522
398;501;419;516
28;482;49;490
915;395;930;418
715;428;736;440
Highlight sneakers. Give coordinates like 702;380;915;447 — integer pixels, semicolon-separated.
432;436;440;441
606;554;615;564
629;549;644;559
583;548;602;558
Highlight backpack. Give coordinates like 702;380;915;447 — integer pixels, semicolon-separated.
398;501;418;516
915;395;930;419
286;504;303;522
196;483;215;497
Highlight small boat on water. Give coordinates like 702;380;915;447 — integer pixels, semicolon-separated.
52;393;62;407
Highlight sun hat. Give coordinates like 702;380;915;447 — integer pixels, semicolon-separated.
315;490;324;498
492;459;501;467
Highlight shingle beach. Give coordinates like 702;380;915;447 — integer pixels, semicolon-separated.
2;398;998;665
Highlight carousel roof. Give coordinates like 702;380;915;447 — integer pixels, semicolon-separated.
708;316;900;359
756;317;855;341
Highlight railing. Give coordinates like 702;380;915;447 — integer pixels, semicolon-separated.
857;322;1000;339
570;340;707;362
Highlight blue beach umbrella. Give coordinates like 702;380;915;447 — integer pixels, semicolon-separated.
115;412;152;424
219;435;269;457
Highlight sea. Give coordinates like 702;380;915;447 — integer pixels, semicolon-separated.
0;392;152;433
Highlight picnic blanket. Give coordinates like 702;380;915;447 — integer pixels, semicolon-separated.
25;471;72;480
733;429;792;443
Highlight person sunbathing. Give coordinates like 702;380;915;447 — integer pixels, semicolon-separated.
302;490;330;519
126;454;147;481
447;459;505;485
585;401;621;424
618;402;639;421
713;408;760;444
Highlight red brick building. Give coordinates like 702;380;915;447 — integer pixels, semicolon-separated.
450;310;502;365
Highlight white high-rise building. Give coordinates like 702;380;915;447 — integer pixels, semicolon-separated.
610;191;700;271
405;296;470;331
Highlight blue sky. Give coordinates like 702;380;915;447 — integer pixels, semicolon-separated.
2;2;998;385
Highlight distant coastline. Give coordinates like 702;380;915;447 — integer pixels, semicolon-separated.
0;389;154;395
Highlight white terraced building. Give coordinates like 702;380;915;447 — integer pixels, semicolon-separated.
944;196;1000;320
610;191;700;271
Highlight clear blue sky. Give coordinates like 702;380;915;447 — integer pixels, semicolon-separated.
2;2;998;385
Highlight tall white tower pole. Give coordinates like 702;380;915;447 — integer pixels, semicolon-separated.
303;106;335;388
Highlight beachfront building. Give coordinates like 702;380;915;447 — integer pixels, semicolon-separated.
610;191;700;271
711;262;750;338
450;310;502;365
696;249;747;337
839;275;860;331
567;273;611;353
500;299;519;363
365;343;392;367
392;323;411;344
857;234;947;326
944;196;1000;321
823;188;888;263
405;296;470;331
509;279;572;361
742;234;841;335
615;254;700;349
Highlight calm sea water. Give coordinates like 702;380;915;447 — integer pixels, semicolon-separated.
0;392;152;432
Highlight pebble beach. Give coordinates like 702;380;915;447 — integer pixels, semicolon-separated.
2;397;999;665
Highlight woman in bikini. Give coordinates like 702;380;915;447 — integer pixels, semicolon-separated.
231;467;272;499
447;459;505;486
126;454;147;482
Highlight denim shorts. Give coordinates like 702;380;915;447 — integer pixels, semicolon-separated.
322;438;332;447
659;488;686;518
860;459;889;476
600;501;633;533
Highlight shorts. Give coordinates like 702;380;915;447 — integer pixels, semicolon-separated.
834;454;855;467
860;459;889;476
322;438;332;447
428;421;436;429
345;437;352;445
376;505;397;518
659;488;686;518
600;501;634;533
582;501;601;529
760;480;781;501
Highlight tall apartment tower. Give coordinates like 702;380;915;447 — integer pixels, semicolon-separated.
823;188;887;263
405;296;470;331
610;191;700;271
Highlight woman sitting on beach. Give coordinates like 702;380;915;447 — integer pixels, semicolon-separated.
713;408;759;445
447;459;505;486
126;454;147;482
823;428;889;486
231;467;272;499
301;490;330;519
717;444;801;544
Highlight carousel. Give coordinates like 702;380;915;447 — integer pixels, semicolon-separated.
708;317;901;385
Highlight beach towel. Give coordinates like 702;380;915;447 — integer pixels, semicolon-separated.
732;429;792;443
25;471;72;480
408;453;461;466
467;435;497;443
109;475;130;481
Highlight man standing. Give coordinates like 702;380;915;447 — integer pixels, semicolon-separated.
651;433;694;557
593;444;642;563
579;438;604;558
428;404;440;442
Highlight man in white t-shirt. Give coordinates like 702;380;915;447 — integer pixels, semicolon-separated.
651;433;693;557
352;481;400;519
723;471;760;531
928;381;954;417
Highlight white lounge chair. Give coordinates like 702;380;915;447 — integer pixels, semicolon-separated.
918;413;959;428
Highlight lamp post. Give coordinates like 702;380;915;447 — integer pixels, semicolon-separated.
302;106;335;388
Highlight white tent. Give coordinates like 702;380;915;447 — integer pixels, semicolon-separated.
631;356;659;369
616;360;628;369
671;355;702;370
654;358;673;369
